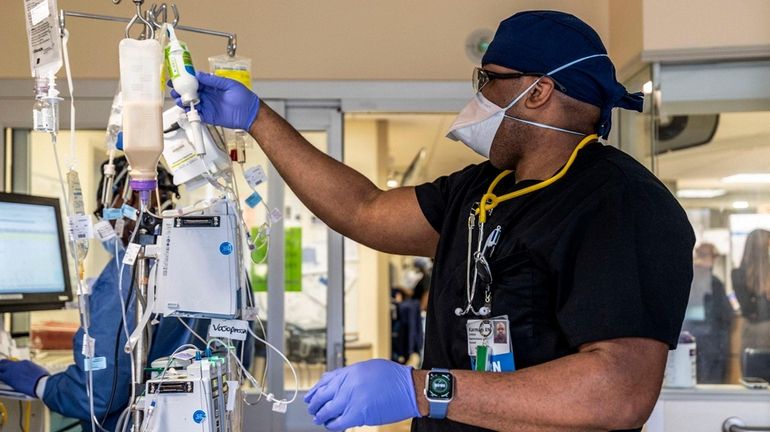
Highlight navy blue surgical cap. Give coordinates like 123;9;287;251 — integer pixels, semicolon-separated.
482;10;643;139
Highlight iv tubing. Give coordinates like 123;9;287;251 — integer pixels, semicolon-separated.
51;135;101;431
62;29;78;169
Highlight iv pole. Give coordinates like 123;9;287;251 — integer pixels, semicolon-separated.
56;3;239;430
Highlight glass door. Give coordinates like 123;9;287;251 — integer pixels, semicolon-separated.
244;101;344;432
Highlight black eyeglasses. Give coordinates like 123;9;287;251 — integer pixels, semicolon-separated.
472;67;567;94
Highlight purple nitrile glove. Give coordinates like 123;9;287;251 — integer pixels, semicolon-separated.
305;359;421;431
169;71;260;131
0;360;49;398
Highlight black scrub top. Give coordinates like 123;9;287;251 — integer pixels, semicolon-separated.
411;142;695;432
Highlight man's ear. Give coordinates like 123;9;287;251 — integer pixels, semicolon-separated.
524;78;556;109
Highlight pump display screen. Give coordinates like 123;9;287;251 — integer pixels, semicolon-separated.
0;193;71;311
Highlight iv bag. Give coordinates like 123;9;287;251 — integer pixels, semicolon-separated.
209;54;252;89
23;0;63;78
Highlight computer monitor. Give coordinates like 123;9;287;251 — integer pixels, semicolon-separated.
0;193;72;312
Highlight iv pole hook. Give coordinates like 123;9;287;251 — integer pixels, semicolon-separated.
125;0;155;39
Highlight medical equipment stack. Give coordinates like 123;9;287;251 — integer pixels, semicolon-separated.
22;1;298;431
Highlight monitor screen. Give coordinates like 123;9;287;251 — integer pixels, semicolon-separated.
0;193;72;312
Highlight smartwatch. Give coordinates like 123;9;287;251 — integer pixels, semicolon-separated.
424;368;454;420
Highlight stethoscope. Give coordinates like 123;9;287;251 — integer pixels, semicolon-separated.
454;133;599;317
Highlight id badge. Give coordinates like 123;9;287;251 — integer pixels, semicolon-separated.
466;316;516;372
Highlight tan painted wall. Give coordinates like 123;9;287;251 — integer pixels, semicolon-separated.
4;0;609;79
642;0;770;51
608;0;643;75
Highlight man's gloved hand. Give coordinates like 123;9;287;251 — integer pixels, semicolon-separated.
0;360;49;397
170;71;260;131
304;359;421;431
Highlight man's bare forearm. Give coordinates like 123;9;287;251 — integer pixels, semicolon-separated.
412;338;667;431
248;102;437;256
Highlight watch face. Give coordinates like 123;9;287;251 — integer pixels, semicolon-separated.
427;372;453;400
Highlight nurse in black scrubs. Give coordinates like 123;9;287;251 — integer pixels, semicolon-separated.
169;10;695;432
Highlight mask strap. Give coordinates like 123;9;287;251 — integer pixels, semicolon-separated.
504;115;584;136
502;77;542;110
500;54;607;111
545;53;608;76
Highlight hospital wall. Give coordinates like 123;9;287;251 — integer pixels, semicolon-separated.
1;0;609;80
642;0;770;53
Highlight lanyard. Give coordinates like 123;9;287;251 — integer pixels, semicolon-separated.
457;133;599;317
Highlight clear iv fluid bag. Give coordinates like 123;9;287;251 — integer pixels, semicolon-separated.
119;39;164;183
23;0;63;78
67;170;90;261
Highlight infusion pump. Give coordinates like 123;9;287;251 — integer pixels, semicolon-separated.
140;356;237;432
153;199;242;319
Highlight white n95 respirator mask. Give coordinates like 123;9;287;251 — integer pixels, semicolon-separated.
446;54;609;158
446;84;537;158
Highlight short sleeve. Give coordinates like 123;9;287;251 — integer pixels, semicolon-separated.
554;179;695;349
415;164;481;233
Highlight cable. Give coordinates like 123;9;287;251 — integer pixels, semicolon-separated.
101;261;137;426
139;344;200;432
246;326;299;405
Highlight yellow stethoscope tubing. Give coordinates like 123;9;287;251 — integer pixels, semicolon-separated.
476;133;599;223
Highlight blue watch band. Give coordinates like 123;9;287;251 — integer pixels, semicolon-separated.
428;398;449;420
427;368;451;420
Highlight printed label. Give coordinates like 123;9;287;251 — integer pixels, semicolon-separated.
219;242;233;255
81;334;95;358
102;208;123;220
84;356;107;371
68;214;93;240
209;319;249;341
94;220;116;242
123;243;141;265
192;410;206;424
244;192;262;208
122;204;138;221
244;165;267;188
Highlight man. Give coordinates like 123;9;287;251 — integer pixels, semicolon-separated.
494;322;507;345
0;157;212;430
172;10;694;432
682;243;733;383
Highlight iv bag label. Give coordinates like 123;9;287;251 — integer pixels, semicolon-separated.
209;319;249;341
123;243;141;266
226;380;239;411
94;220;117;242
24;0;62;76
245;192;262;208
122;204;139;221
244;165;267;188
68;214;94;240
114;218;126;238
84;356;107;372
29;0;49;26
103;208;123;220
269;208;283;224
81;334;95;358
214;69;252;89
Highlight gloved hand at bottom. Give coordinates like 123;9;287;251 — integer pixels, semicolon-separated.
0;359;49;397
305;359;421;431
